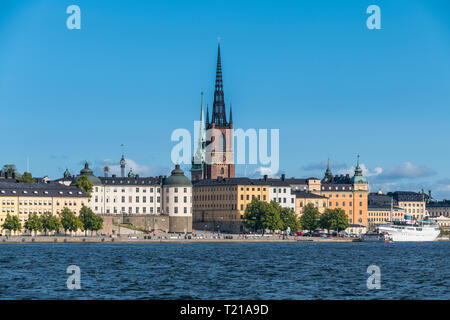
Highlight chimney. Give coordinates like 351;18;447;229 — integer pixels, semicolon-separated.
281;174;285;181
12;172;16;180
135;174;139;179
264;174;268;181
112;174;116;178
428;190;432;199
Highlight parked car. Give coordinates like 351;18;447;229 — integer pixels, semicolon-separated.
296;231;303;236
302;232;311;237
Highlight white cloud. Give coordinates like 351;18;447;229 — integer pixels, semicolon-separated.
94;158;169;177
252;166;278;178
338;164;383;177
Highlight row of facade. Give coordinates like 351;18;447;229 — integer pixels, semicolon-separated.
2;160;450;234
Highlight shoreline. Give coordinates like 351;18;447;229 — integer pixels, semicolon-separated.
0;236;448;244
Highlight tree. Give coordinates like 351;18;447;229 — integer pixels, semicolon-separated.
300;203;320;233
41;212;62;235
91;214;104;235
328;208;349;233
60;208;84;236
74;175;93;197
79;206;103;236
243;198;269;233
319;208;333;233
20;172;35;183
261;201;283;232
24;212;43;236
2;213;22;235
280;207;301;232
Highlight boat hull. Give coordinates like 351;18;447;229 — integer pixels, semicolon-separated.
377;225;440;242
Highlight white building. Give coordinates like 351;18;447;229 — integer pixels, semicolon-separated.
259;175;296;211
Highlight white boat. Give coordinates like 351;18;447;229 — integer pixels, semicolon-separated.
361;232;392;242
376;218;440;242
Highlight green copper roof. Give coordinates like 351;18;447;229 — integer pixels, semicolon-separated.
164;164;192;187
77;162;102;185
351;155;368;184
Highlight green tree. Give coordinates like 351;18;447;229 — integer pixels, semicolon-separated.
328;208;349;233
243;198;269;233
261;201;283;232
2;213;22;235
79;206;102;236
74;175;93;197
319;208;333;233
243;199;284;233
91;214;104;235
300;203;320;233
41;212;62;235
280;207;301;232
24;212;43;236
60;208;84;236
20;172;35;183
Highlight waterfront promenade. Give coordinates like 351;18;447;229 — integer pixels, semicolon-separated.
0;234;360;244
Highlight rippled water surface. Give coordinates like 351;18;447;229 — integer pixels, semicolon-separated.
0;242;448;299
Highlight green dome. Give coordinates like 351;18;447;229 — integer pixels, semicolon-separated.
351;175;368;184
350;156;368;184
77;162;102;185
164;164;192;187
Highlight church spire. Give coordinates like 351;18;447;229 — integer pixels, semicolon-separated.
229;103;233;124
323;158;333;183
211;39;227;128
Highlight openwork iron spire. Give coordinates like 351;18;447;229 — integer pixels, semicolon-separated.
211;40;227;127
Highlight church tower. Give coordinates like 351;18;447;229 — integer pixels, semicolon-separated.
203;40;235;179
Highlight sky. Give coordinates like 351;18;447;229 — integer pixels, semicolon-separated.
0;0;450;199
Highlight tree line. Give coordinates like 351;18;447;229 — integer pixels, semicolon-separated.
243;199;349;234
1;206;103;236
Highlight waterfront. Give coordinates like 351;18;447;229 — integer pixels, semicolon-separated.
0;242;449;299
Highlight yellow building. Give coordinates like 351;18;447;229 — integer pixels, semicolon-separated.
389;191;427;220
292;190;328;216
311;157;370;226
193;178;269;233
0;181;89;234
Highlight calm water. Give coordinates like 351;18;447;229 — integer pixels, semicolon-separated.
0;242;448;299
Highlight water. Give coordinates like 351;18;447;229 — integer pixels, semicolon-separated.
0;242;448;299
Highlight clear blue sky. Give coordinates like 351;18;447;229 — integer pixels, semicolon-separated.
1;0;450;199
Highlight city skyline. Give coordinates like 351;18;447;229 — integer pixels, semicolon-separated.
1;0;450;199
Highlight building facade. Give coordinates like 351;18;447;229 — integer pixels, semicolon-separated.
292;190;328;216
192;178;269;233
313;157;369;225
71;162;193;233
426;200;450;218
0;181;88;234
388;191;427;220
